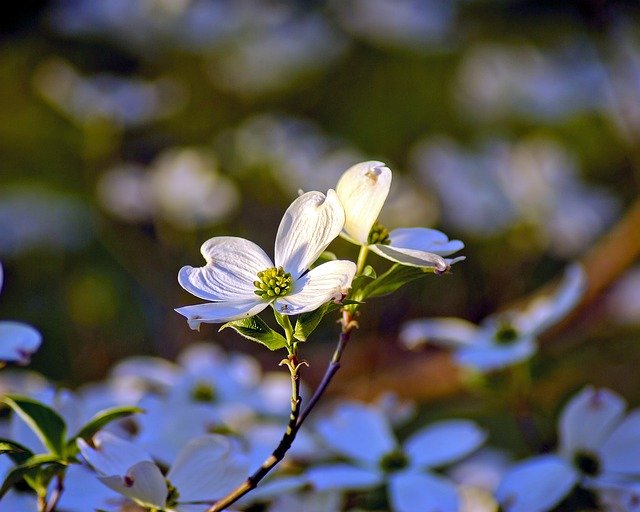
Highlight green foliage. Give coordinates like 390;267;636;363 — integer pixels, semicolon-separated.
293;302;341;341
221;315;289;350
0;396;140;501
353;264;433;301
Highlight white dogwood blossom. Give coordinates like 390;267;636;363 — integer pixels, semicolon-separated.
335;161;464;272
0;263;42;365
176;190;356;329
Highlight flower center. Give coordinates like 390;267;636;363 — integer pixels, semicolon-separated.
367;221;391;245
254;266;293;299
379;449;409;473
166;480;180;507
493;321;519;345
573;450;600;476
191;381;216;402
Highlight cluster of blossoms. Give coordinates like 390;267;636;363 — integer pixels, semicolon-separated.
2;160;638;512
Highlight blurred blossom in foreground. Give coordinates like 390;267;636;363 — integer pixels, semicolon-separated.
454;41;606;122
0;187;92;257
222;113;364;193
496;386;640;512
331;0;456;52
401;264;586;372
97;147;239;229
208;12;347;96
0;263;42;366
412;136;618;256
33;58;186;128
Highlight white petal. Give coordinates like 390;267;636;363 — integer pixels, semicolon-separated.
0;321;42;364
99;460;167;509
335;161;392;245
516;263;587;335
600;409;640;475
315;401;397;466
400;318;479;349
405;420;486;469
388;228;464;256
78;431;153;476
175;300;269;329
167;435;248;502
388;470;459;512
274;190;345;278
496;455;577;512
455;337;536;372
306;463;382;491
179;236;272;301
370;243;448;271
274;260;356;315
558;386;626;459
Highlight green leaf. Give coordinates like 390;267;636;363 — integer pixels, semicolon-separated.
0;438;33;466
293;302;341;342
2;396;67;458
350;265;377;293
0;453;65;498
357;264;431;300
220;316;288;351
66;405;142;456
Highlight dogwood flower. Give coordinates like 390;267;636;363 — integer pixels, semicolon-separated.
176;190;356;329
496;386;640;512
0;263;42;365
307;401;486;512
78;431;248;512
335;161;464;272
400;263;586;372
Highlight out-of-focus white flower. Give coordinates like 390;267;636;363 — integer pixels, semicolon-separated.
412;136;618;256
604;266;640;325
97;148;239;229
0;488;37;512
33;58;185;127
0;263;42;366
332;0;455;51
54;463;126;512
79;431;248;511
222;113;365;195
336;161;464;272
401;264;586;372
0;187;92;257
209;13;347;96
448;448;511;494
307;401;486;512
176;190;355;329
454;42;606;122
496;386;640;512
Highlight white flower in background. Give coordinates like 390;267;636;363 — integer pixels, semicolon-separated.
176;190;356;329
79;431;248;512
307;401;486;512
336;161;464;272
0;263;42;366
332;0;455;51
496;386;640;512
400;263;586;372
97;148;239;229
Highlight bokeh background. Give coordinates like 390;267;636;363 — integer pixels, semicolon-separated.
2;0;640;419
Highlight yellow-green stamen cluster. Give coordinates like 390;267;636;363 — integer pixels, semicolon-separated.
368;221;391;245
191;381;216;402
574;450;600;476
254;266;293;299
166;480;180;507
493;321;519;345
379;449;409;472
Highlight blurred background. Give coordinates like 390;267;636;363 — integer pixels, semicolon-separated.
1;0;640;415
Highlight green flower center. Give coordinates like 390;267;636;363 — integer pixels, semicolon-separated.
493;322;519;345
254;266;293;299
573;450;600;476
379;449;409;473
367;221;391;245
191;381;216;402
166;480;180;507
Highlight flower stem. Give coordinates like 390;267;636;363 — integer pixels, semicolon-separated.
207;354;303;512
356;245;370;275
